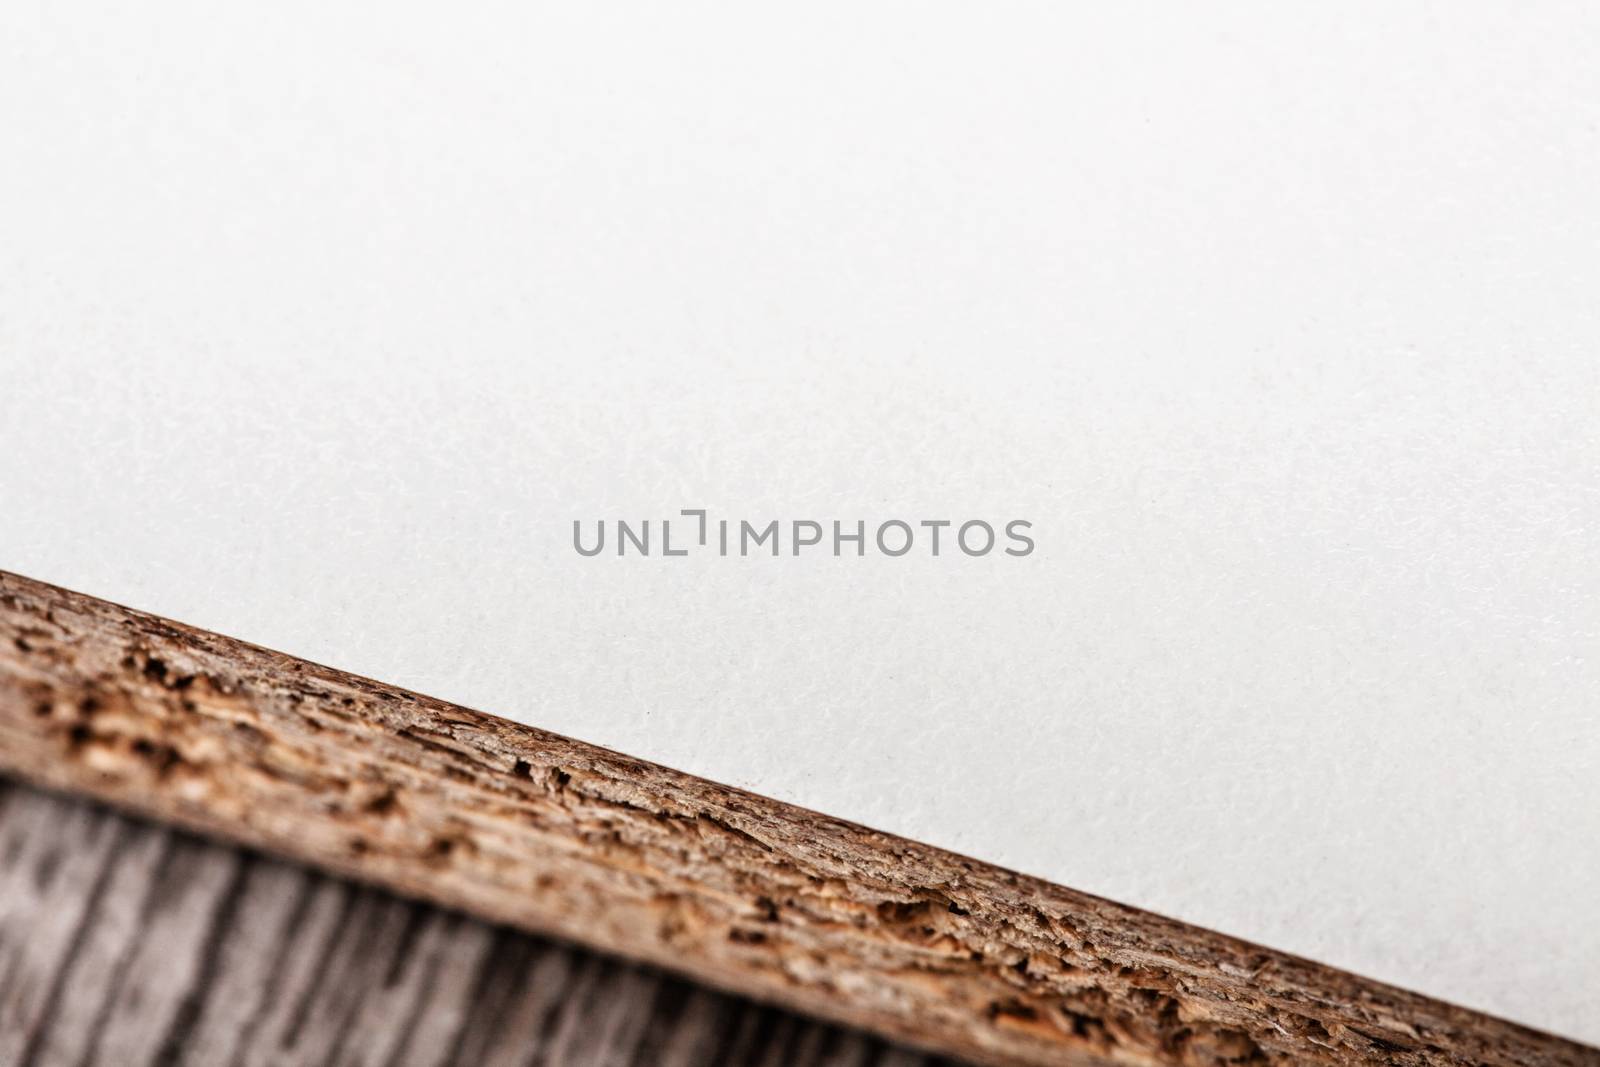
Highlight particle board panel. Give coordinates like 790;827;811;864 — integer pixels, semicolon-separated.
2;573;1591;1067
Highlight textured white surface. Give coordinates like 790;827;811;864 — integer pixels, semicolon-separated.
3;0;1598;1042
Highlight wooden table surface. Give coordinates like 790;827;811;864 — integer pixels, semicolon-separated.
0;778;967;1067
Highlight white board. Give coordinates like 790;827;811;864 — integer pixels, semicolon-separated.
3;1;1596;1042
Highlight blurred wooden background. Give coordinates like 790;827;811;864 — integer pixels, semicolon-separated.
0;778;967;1067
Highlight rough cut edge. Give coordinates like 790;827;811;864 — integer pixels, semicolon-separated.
0;572;1592;1067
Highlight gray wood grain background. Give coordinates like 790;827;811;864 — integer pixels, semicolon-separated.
0;779;967;1067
